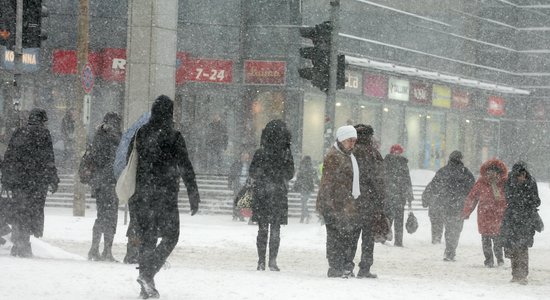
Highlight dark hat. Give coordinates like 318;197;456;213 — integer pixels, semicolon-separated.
28;108;48;124
354;124;374;144
449;150;463;162
103;112;121;125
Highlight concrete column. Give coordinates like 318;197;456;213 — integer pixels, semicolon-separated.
124;0;179;127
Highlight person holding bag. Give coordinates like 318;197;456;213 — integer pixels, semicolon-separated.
316;125;360;278
87;112;122;262
249;120;294;271
131;95;200;299
501;162;541;285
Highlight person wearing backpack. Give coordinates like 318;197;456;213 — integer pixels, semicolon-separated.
87;112;122;262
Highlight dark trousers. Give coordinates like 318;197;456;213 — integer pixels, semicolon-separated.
11;187;47;257
443;214;464;259
300;192;311;222
387;204;405;246
430;210;445;244
91;186;118;252
481;235;503;266
510;248;529;279
325;223;357;272
349;219;375;272
257;221;281;264
137;209;179;280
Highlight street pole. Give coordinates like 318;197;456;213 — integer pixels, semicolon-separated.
73;0;90;216
324;0;340;154
13;0;22;102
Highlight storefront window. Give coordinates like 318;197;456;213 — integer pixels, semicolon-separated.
302;93;325;163
334;98;353;128
357;101;380;132
405;108;423;169
425;112;446;170
446;113;462;159
381;105;402;156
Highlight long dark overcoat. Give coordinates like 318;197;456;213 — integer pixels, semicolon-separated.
354;143;385;220
501;164;541;250
384;154;413;209
1;118;59;237
90;124;121;191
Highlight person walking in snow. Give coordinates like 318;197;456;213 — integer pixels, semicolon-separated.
317;125;360;278
249;119;294;271
501;162;541;285
384;144;414;247
131;95;200;299
87;112;122;262
1;108;59;257
293;155;318;224
349;124;385;278
462;159;508;268
205;113;228;174
422;151;475;261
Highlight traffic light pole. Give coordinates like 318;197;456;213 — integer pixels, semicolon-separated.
13;0;22;95
324;0;340;154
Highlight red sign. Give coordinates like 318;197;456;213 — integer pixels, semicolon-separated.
244;60;286;85
487;96;505;116
452;90;470;109
363;74;387;98
100;48;126;82
52;50;101;75
410;82;431;105
180;57;233;84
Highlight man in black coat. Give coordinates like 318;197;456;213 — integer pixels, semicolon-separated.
423;151;475;261
87;112;122;262
131;95;200;299
206;113;228;174
1;108;59;257
350;124;385;278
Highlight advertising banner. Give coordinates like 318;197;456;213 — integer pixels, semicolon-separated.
388;77;410;101
432;84;451;108
363;74;387;98
244;60;286;85
487;96;505;116
344;70;362;94
410;82;431;105
452;90;470;109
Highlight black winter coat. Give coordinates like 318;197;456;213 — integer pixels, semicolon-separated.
501;166;541;250
90;124;121;190
353;143;385;219
384;154;414;208
422;160;475;217
293;165;317;194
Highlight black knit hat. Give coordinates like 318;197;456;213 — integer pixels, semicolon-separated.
354;124;374;144
28;108;48;124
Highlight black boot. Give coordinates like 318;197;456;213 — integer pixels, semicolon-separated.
256;227;267;271
101;233;118;262
123;237;140;264
88;226;101;261
357;266;377;279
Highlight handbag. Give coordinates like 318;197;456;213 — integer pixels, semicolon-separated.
116;132;139;205
236;187;253;209
406;211;419;234
78;143;95;184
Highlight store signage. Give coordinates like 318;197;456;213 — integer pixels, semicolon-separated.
100;48;126;82
2;47;39;72
432;84;451;108
51;49;101;75
363;74;387;98
344;70;362;94
487;96;505;116
388;77;410;101
410;82;431;105
181;57;233;83
452;90;470;109
244;60;286;85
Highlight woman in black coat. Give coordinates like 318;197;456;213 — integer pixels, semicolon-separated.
501;162;541;285
132;95;200;299
87;112;122;262
250;119;294;271
1;108;59;257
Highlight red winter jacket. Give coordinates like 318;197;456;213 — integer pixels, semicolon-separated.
462;159;508;235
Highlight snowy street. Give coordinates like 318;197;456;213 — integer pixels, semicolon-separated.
1;194;549;300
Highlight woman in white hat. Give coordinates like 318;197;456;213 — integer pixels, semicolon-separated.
316;125;360;278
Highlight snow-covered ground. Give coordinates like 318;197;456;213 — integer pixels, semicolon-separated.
1;174;549;299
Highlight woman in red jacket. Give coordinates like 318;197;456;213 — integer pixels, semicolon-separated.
462;159;508;268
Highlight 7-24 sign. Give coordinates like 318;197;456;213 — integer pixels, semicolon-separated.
183;58;233;83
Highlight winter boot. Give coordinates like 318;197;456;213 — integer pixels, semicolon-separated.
88;227;102;261
101;233;118;262
327;268;344;278
357;267;377;279
256;232;267;271
123;237;140;264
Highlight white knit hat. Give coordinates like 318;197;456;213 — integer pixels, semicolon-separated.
336;125;357;142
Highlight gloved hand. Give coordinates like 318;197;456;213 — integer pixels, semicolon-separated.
191;205;199;216
49;182;58;194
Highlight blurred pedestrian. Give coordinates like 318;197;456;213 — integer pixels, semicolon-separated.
87;112;122;262
250;120;294;271
61;108;76;168
131;95;200;299
206;113;228;174
293;155;318;224
228;151;251;221
350;124;385;278
462;159;508;268
384;144;414;247
316;125;360;278
422;151;475;261
1;108;59;257
501;162;541;285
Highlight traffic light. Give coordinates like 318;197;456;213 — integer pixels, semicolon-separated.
337;54;346;90
22;0;48;48
0;0;16;48
298;21;332;93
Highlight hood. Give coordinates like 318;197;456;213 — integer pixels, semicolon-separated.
148;95;174;129
260;119;291;152
28;108;48;125
479;159;508;183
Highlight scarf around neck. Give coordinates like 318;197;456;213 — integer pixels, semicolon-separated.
334;142;360;199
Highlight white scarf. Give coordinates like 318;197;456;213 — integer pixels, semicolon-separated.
334;142;361;199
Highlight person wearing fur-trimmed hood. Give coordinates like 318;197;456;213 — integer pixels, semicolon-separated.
462;159;508;268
